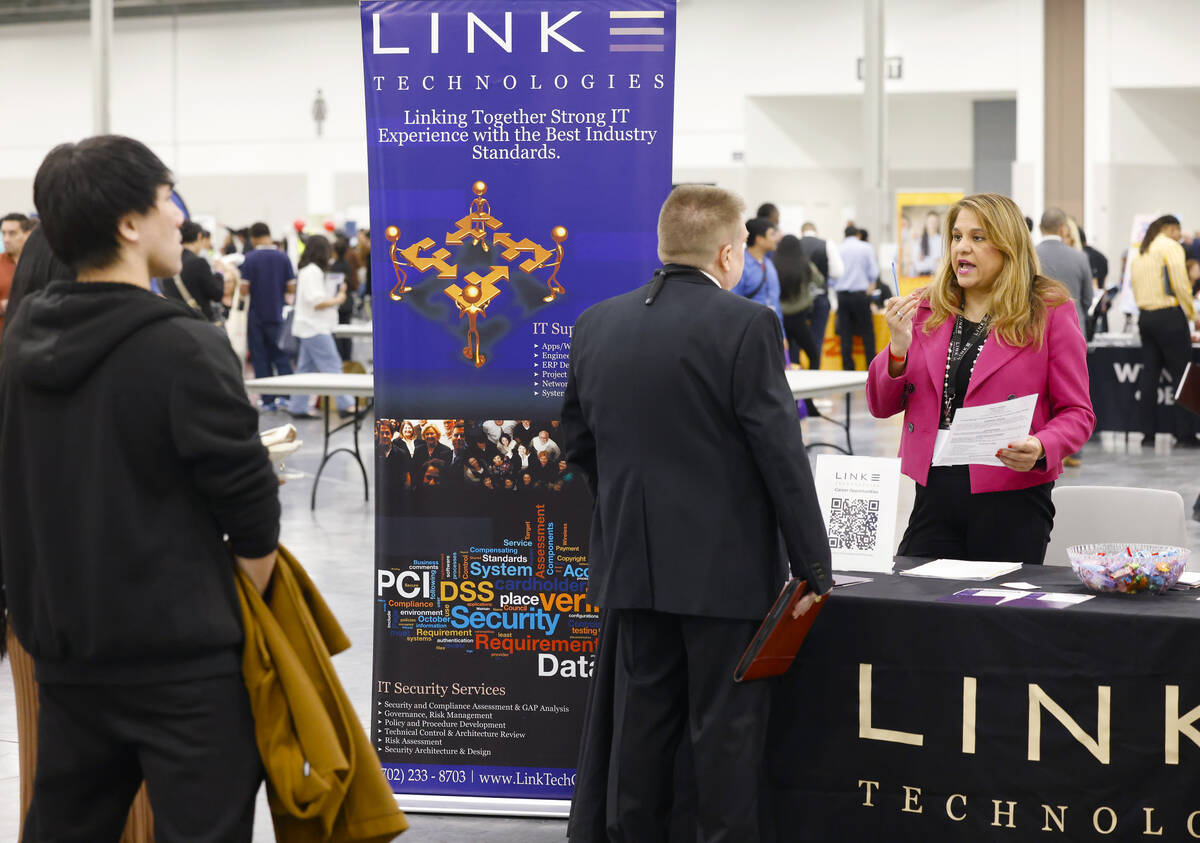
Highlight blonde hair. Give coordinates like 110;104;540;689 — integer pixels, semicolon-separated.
657;184;745;268
924;193;1069;349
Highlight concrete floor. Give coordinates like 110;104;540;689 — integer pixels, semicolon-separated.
2;391;1199;841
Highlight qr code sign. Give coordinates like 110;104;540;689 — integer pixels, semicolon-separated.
828;497;879;551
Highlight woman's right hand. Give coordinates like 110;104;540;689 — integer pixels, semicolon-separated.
883;292;920;357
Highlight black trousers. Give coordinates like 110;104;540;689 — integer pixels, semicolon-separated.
1137;306;1193;440
24;673;261;843
835;291;875;371
783;311;822;370
898;465;1055;564
247;315;294;403
602;610;772;843
809;294;831;361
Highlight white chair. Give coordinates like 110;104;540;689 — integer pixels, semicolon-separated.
1043;485;1189;566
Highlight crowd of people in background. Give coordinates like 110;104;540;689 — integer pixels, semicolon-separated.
375;418;578;492
0;205;374;417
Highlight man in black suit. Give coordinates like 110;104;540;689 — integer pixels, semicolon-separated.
562;184;832;842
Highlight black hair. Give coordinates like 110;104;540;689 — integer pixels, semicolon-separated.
6;225;75;330
180;220;203;244
774;234;814;302
250;221;271;239
745;216;775;248
1077;226;1088;247
333;234;350;259
298;233;331;270
844;225;859;239
756;202;778;220
32;135;173;271
857;228;869;242
1;212;30;227
1140;215;1181;255
1024;216;1034;232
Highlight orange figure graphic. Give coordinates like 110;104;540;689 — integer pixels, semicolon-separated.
444;267;508;368
542;226;569;303
384;226;413;301
385;182;568;367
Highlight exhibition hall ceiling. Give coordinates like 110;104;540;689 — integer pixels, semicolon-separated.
0;0;352;25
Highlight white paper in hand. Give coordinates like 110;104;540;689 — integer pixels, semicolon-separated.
932;393;1038;467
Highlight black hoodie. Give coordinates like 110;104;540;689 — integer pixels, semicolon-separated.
0;281;280;684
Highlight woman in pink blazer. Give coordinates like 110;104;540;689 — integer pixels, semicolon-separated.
867;193;1095;564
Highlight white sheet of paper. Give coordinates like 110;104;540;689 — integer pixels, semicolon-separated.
1000;581;1039;590
932;393;1038;467
899;558;1023;580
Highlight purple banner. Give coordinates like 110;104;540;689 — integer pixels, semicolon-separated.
361;0;676;804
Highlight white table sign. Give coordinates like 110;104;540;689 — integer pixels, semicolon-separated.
814;455;901;573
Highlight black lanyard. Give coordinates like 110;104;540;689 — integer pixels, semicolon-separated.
941;315;990;428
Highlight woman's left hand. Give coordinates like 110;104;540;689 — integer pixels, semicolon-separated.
996;435;1044;472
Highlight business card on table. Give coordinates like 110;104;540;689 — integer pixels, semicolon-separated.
939;589;1093;609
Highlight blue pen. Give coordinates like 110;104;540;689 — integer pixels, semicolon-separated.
891;261;899;291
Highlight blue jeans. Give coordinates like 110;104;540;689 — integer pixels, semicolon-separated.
809;294;831;366
247;316;293;404
289;333;353;415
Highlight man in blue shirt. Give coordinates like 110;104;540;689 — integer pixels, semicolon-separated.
732;217;783;333
239;222;296;409
835;226;879;370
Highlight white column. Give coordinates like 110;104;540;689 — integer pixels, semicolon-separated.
860;0;888;240
1084;0;1112;253
1012;0;1044;220
91;0;113;134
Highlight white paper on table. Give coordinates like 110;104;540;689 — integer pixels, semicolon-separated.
814;455;901;574
899;558;1023;580
1000;581;1039;590
932;393;1038;467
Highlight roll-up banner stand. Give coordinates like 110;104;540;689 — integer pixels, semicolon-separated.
360;0;676;817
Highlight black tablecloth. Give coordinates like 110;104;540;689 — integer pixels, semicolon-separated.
569;559;1200;842
1088;344;1200;434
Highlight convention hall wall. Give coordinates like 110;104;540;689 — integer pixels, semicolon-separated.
0;0;1198;257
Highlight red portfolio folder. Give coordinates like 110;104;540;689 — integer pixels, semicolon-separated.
1175;362;1200;417
733;578;826;682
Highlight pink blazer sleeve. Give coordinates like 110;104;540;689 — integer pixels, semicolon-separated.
1035;302;1096;465
866;347;907;418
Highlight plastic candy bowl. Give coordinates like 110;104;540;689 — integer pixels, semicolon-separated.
1068;544;1190;595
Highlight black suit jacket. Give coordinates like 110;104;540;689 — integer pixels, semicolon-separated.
561;266;832;621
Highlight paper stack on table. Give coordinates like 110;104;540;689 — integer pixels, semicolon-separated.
1171;571;1200;591
899;559;1023;581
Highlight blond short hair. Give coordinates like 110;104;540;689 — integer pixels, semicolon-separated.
657;184;745;268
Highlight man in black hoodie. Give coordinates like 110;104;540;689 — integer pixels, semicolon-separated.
0;136;280;841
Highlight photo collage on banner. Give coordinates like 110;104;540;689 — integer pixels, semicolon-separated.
895;191;964;296
360;0;675;807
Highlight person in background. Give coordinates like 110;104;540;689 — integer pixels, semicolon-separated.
835;225;879;370
1187;258;1200;297
799;221;842;367
240;221;295;411
0;213;35;334
1035;208;1093;471
330;234;355;361
1130;214;1199;448
732;217;784;336
286;234;351;420
756;202;779;229
914;211;943;275
868;193;1095;564
6;226;73;334
774;234;823;370
163;221;230;325
354;229;371;300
